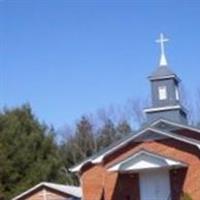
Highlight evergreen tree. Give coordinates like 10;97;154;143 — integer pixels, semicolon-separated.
0;105;65;199
116;120;132;136
97;119;117;149
60;116;97;185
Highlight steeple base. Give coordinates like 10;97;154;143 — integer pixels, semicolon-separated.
144;105;188;124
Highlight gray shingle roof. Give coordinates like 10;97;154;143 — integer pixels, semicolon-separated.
149;65;176;79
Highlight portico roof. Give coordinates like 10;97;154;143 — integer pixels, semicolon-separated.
108;150;187;172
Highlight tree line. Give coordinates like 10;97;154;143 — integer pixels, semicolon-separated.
0;103;134;199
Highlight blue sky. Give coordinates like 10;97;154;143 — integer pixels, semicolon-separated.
0;0;200;128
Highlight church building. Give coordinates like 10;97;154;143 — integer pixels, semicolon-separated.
70;34;200;200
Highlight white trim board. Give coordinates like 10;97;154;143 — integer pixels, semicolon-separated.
144;105;187;113
108;150;186;172
149;75;180;81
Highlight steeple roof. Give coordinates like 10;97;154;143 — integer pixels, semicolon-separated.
149;65;177;80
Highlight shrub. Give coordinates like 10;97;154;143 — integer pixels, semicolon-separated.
181;193;193;200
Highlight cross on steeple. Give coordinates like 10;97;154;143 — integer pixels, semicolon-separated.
156;33;169;66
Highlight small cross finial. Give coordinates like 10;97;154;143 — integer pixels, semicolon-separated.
156;33;169;66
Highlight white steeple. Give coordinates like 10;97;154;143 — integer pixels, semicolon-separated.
156;33;169;66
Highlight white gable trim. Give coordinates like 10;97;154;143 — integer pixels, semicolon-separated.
108;150;186;172
70;123;200;173
70;159;93;173
12;182;82;200
149;75;177;81
144;105;182;113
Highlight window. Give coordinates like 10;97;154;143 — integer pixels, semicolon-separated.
158;86;167;100
175;86;179;100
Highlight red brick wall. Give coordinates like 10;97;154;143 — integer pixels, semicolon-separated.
81;138;200;200
81;167;141;200
110;173;140;200
81;165;106;200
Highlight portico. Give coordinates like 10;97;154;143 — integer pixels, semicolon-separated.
108;150;186;200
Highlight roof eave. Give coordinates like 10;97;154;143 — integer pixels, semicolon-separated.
148;74;181;82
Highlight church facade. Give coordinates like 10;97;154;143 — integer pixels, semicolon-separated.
70;34;200;200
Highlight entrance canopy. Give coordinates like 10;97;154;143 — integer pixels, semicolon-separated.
108;150;186;172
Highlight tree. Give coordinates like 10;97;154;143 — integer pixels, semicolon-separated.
0;104;65;199
125;98;146;127
60;116;97;185
195;89;200;127
97;119;117;150
60;116;133;185
116;120;132;136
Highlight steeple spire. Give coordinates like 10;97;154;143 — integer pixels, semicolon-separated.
156;33;169;66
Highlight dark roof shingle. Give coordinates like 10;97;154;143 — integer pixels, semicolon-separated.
149;65;176;79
